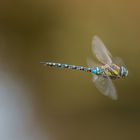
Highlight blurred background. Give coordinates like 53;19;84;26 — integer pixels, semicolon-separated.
0;0;139;140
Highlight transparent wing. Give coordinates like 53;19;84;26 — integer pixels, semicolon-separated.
87;58;100;68
92;76;118;100
92;35;112;65
113;57;125;66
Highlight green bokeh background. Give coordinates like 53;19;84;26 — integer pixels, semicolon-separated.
0;0;139;140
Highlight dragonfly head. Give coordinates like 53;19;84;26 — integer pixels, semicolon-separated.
120;66;128;78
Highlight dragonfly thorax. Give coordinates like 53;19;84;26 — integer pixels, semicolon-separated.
98;64;128;79
99;64;120;79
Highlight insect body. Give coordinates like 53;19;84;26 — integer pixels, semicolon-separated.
41;36;128;100
41;62;93;73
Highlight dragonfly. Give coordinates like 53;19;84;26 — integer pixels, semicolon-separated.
40;36;128;100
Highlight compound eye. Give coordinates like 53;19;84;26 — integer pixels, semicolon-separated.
120;66;124;77
120;66;128;77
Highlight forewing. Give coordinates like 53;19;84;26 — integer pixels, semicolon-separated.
92;35;112;65
87;58;100;68
113;57;125;66
92;76;118;100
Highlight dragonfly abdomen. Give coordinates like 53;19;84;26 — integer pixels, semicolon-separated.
40;62;92;73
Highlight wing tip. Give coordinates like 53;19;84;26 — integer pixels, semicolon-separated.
92;35;101;45
110;93;118;100
93;35;100;40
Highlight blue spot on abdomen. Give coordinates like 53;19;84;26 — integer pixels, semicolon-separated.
92;69;97;74
92;67;101;75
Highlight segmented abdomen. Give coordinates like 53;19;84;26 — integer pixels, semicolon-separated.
41;62;92;72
